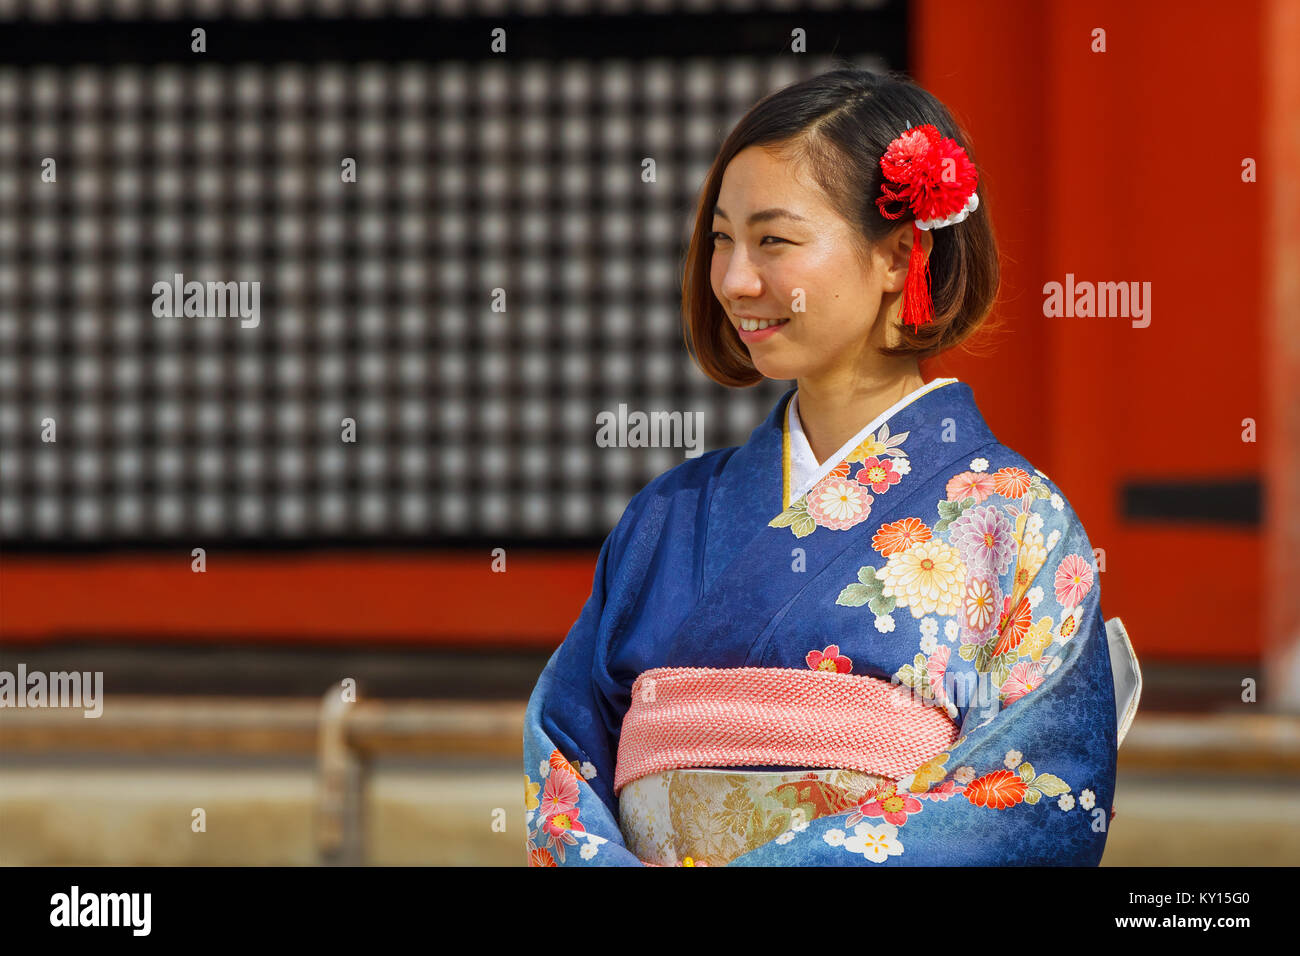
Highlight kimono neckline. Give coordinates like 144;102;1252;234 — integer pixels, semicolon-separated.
782;377;961;510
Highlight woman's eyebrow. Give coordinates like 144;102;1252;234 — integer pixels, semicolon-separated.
713;206;810;226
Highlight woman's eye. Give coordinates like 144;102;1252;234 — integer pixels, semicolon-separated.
708;232;786;245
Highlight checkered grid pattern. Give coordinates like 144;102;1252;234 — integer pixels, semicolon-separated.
0;50;891;544
0;0;890;20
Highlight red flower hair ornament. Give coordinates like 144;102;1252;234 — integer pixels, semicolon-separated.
874;124;980;328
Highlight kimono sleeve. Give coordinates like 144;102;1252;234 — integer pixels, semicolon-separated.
522;496;648;867
729;484;1119;866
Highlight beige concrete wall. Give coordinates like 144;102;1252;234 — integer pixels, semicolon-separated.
3;761;1298;866
0;764;527;866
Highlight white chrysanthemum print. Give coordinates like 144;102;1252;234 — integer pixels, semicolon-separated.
1080;789;1095;810
1004;750;1023;769
1046;528;1062;551
874;613;896;633
1050;493;1064;511
1028;512;1044;533
1046;655;1062;674
580;761;597;779
1058;793;1075;811
878;539;967;618
919;634;938;655
944;619;960;642
775;830;796;844
539;760;550;778
920;616;939;638
954;766;976;785
823;829;846;847
807;477;873;531
843;823;904;863
580;842;598;860
970;458;989;472
1027;585;1045;608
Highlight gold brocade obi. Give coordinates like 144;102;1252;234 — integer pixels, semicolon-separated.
618;767;891;866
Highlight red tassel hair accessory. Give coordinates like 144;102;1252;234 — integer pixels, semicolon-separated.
874;124;980;328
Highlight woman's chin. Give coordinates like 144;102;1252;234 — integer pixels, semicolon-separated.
750;357;803;383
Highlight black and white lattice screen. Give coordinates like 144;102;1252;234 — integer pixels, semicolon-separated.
0;0;905;546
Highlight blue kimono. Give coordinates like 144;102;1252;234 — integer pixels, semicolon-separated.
523;379;1139;866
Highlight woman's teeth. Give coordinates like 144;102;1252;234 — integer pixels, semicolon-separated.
739;317;790;332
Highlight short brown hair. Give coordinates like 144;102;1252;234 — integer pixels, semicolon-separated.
681;68;1001;388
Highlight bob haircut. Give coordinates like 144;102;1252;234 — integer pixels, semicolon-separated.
681;68;1001;388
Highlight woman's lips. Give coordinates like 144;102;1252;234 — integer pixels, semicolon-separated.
735;317;790;343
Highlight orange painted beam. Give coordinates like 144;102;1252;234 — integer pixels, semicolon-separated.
0;553;598;649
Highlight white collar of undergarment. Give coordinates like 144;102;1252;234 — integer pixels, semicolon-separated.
787;378;960;507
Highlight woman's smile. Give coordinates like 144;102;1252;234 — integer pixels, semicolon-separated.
734;314;791;341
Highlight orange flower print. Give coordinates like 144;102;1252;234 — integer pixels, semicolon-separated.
528;847;558;867
965;769;1028;809
872;516;933;556
946;471;996;504
549;750;584;784
993;594;1033;656
826;460;852;481
806;644;853;673
992;467;1032;499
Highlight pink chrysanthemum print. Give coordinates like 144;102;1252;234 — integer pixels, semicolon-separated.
1054;553;1095;608
806;476;873;531
1000;660;1048;704
926;644;951;701
538;767;579;818
946;470;995;503
948;505;1018;575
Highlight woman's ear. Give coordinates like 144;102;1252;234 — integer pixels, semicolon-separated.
881;221;933;294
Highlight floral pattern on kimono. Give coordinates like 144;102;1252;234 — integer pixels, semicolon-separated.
523;381;1120;866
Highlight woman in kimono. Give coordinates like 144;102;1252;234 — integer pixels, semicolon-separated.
523;68;1141;866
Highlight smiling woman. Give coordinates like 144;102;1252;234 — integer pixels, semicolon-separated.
523;68;1140;867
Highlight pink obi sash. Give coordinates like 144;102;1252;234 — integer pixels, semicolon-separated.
613;666;961;795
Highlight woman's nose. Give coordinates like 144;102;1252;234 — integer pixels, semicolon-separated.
719;253;763;300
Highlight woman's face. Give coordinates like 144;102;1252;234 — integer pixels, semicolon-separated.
709;145;903;384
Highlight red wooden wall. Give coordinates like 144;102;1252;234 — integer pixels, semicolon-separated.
919;0;1270;660
2;0;1286;662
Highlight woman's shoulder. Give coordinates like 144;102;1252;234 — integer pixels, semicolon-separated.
950;441;1097;550
618;445;739;519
